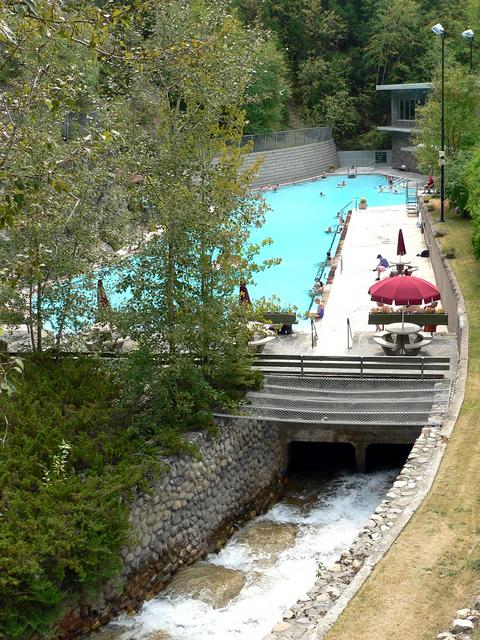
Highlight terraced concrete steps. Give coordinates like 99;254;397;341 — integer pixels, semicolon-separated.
242;375;451;427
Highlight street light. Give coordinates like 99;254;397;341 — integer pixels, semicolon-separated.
431;23;445;222
461;29;475;73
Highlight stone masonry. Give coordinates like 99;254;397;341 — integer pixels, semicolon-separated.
56;417;287;638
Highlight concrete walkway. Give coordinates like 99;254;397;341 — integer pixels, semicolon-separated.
263;200;449;357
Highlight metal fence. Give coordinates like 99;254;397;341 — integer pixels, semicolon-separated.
240;127;332;153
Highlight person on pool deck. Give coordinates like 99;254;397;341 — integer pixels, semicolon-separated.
313;298;324;320
312;279;324;295
423;300;439;334
373;254;389;280
321;172;327;179
423;175;435;193
326;251;332;263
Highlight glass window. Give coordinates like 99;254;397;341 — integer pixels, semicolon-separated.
398;98;416;121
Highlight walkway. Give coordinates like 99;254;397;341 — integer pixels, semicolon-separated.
263;201;450;357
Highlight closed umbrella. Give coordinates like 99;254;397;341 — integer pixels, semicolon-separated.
239;281;251;305
97;279;110;309
396;229;406;256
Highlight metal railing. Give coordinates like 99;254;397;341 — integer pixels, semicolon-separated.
307;200;353;314
347;318;354;350
252;353;450;379
240;127;332;153
311;318;318;349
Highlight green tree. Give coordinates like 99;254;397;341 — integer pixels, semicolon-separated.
364;0;424;85
108;0;267;427
465;150;480;256
0;1;135;350
244;37;291;133
413;65;480;174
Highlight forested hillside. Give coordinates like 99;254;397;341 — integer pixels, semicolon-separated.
234;0;479;148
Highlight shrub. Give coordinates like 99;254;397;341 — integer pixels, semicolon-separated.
0;356;161;638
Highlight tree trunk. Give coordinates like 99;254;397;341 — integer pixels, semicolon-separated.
36;282;42;352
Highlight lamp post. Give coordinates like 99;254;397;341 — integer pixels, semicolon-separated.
432;23;445;223
461;29;475;73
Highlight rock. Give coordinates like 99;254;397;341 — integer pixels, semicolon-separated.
328;563;342;572
316;593;331;603
455;608;471;618
166;565;246;609
326;585;341;598
272;621;291;633
436;631;454;639
451;619;474;633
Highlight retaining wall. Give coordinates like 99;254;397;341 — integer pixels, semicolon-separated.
337;149;392;168
243;139;338;187
420;199;467;346
57;418;287;637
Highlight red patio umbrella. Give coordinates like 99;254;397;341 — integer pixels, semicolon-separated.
239;281;251;305
368;275;440;305
396;229;406;256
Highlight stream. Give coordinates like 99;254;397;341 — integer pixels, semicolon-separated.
92;465;397;640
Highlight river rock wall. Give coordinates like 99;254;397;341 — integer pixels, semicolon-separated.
58;417;286;638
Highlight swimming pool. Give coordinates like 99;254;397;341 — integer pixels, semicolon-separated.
248;174;405;315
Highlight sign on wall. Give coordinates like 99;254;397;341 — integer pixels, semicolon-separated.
375;151;387;163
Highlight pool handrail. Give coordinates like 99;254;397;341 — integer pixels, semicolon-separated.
306;199;353;313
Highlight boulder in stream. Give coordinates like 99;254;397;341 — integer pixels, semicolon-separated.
166;564;246;609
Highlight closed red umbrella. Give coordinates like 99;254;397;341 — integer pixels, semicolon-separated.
97;279;110;309
239;281;251;304
396;229;406;256
368;275;440;305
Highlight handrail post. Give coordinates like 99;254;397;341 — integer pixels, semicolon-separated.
421;357;425;379
360;356;364;378
300;355;304;376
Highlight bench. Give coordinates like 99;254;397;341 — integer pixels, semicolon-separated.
253;354;450;379
263;312;298;325
369;312;449;328
403;336;433;356
373;336;401;355
248;335;276;354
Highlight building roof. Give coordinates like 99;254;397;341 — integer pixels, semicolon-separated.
377;126;414;134
376;83;433;91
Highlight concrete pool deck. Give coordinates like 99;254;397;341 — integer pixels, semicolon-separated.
263;201;452;357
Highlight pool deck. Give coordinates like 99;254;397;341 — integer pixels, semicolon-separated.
262;198;455;359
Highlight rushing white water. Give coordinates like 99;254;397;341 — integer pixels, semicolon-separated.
103;470;395;640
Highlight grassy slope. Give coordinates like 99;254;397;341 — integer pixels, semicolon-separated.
325;206;480;640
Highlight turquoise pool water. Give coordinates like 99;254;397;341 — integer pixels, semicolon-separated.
248;174;405;315
48;174;404;331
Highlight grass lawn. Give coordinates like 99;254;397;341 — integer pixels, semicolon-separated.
324;204;480;640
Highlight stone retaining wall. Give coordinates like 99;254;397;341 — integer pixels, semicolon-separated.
243;139;338;188
420;200;467;349
57;417;287;637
